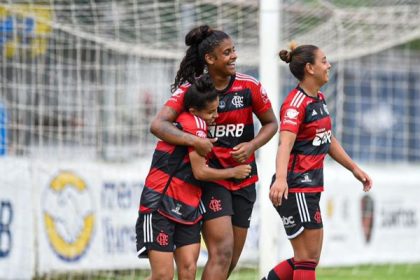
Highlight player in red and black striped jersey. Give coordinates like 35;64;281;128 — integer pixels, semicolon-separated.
263;43;373;280
150;25;278;279
137;75;251;280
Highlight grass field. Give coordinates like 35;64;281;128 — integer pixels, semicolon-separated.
36;263;420;279
227;264;420;280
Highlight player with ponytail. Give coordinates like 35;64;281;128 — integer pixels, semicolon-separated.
150;25;278;279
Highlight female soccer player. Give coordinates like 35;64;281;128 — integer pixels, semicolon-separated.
150;25;278;279
264;43;373;280
136;74;252;280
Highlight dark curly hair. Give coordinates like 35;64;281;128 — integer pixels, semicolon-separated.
171;25;230;93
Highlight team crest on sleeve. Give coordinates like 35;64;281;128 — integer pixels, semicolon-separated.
283;108;299;126
169;88;183;102
196;130;207;138
285;108;299;119
260;86;269;103
172;88;183;97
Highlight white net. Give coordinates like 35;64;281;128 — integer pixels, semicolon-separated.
0;0;259;160
1;0;420;162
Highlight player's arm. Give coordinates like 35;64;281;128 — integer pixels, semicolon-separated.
269;131;296;206
328;136;372;191
150;106;215;156
231;108;278;163
189;151;251;181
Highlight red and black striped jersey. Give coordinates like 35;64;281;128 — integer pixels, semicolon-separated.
139;112;207;224
279;86;332;193
166;73;272;191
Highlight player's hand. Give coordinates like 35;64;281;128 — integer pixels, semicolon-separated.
352;166;373;192
269;178;288;207
231;164;252;179
231;142;255;163
193;137;217;157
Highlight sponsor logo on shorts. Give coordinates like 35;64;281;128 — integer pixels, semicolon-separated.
208;197;222;212
282;216;296;228
156;230;169;246
314;209;322;224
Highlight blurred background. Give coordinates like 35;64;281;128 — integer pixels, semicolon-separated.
1;0;420;279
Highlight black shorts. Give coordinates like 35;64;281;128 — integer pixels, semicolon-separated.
201;182;256;228
135;211;201;258
274;192;323;239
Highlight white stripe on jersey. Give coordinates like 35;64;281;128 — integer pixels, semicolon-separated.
235;73;259;85
291;91;305;108
193;115;206;130
290;91;303;107
295;92;305;107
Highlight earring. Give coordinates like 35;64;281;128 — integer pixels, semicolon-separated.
203;65;209;74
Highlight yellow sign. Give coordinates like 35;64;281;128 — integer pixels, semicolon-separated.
0;4;52;58
43;171;95;261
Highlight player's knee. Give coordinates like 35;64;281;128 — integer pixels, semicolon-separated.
151;269;174;280
177;262;197;279
212;243;233;266
294;255;320;264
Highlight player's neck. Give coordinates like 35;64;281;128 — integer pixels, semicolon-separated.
210;73;231;91
299;81;319;97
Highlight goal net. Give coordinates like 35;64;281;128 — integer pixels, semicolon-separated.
1;0;420;279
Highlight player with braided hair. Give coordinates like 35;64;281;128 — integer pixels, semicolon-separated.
151;25;278;279
137;74;252;280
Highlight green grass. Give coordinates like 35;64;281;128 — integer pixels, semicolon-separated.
227;264;420;280
34;263;420;279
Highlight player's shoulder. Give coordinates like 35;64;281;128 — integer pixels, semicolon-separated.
177;112;207;131
234;72;260;86
284;87;308;109
169;83;191;101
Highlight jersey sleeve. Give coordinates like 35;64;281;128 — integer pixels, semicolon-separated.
251;82;272;115
279;93;306;134
164;85;189;114
176;113;208;153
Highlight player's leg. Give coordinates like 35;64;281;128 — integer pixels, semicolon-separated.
289;192;324;280
200;183;235;280
174;222;201;280
136;212;176;280
148;250;175;280
228;184;256;274
174;244;200;280
290;228;322;280
201;216;234;280
263;192;322;280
